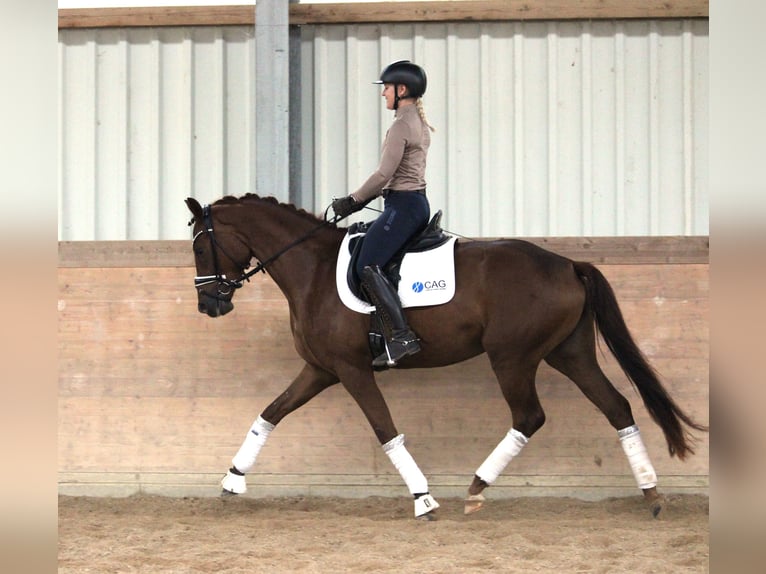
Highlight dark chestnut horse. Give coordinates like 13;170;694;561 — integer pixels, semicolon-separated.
185;194;706;519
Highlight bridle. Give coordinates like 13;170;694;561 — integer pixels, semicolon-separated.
191;202;342;301
192;204;255;301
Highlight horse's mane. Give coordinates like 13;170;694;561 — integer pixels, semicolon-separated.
212;193;331;227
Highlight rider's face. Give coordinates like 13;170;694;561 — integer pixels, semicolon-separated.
382;83;396;109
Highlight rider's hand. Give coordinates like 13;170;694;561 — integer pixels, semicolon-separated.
331;196;362;219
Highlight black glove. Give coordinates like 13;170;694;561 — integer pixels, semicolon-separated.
331;196;363;219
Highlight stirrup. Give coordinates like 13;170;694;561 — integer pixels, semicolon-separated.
372;334;421;368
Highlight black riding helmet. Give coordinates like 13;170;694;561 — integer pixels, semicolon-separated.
374;60;427;109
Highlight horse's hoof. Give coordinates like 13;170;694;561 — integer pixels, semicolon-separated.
417;511;437;521
642;487;663;518
649;498;663;518
220;489;239;498
464;493;485;515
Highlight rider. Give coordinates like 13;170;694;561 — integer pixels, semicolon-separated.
332;60;435;368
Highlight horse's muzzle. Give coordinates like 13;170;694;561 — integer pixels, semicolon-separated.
197;295;234;317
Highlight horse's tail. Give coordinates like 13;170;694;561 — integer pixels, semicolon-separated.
572;261;708;460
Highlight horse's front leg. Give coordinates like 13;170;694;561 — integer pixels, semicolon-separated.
220;362;338;496
338;366;440;520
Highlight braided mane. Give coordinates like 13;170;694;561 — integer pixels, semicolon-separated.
212;193;330;226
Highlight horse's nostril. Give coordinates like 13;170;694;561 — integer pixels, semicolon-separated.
198;302;206;314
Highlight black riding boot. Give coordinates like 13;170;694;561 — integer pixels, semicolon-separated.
361;265;421;368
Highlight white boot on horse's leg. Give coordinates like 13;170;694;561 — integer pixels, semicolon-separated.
414;493;440;519
222;416;275;495
221;469;247;495
383;434;439;519
618;425;662;518
466;428;529;514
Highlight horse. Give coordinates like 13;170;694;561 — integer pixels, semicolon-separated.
185;193;707;519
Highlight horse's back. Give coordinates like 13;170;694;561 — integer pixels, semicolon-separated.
455;237;578;285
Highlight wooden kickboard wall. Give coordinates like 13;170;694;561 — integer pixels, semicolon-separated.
58;237;709;500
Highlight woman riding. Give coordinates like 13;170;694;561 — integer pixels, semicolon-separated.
332;59;435;369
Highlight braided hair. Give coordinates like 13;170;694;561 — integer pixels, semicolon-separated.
416;98;435;132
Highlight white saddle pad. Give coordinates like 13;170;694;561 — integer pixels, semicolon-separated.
336;232;458;314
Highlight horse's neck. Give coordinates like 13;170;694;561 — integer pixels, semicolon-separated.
239;203;339;298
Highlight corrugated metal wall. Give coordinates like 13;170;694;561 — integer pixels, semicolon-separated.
59;20;708;240
59;27;257;240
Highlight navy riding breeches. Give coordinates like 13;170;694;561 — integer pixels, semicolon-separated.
355;191;430;278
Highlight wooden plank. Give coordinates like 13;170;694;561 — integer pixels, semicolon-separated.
57;471;708;499
522;236;709;265
600;263;709;299
58;255;707;496
58;265;708;393
58;236;709;268
58;5;255;29
58;393;707;474
58;471;708;489
58;1;709;29
58;240;192;268
290;0;709;25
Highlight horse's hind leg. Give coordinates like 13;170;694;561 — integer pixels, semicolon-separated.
465;360;544;514
544;314;663;517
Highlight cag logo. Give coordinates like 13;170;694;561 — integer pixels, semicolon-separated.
412;279;447;293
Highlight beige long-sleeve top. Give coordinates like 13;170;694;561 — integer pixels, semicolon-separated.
350;104;430;203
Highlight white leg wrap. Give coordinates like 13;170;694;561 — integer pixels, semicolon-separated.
618;425;658;489
383;434;429;496
382;435;439;517
475;428;529;485
231;416;275;474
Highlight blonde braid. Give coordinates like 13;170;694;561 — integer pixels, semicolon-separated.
416;98;435;132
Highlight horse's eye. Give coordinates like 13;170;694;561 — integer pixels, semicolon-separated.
194;247;204;256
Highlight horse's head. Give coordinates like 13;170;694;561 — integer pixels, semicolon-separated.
186;197;253;318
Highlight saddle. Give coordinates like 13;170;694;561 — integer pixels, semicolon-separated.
346;210;450;301
337;210;454;369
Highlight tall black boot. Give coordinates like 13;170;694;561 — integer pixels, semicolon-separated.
361;265;421;368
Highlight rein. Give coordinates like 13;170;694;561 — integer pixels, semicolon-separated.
192;203;342;296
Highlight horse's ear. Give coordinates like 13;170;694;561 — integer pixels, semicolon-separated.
185;197;204;221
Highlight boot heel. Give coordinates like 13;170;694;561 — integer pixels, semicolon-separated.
373;336;421;368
